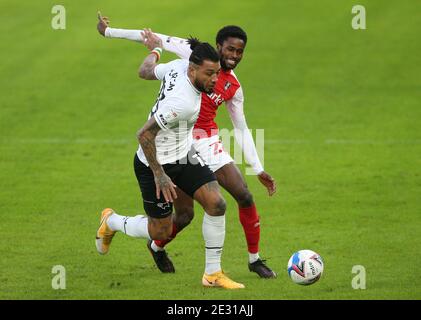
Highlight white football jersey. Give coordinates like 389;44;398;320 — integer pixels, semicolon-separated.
137;59;202;165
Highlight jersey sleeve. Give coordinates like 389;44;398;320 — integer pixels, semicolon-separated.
105;27;143;42
105;27;192;59
158;34;192;59
153;60;182;81
226;86;264;174
153;97;192;131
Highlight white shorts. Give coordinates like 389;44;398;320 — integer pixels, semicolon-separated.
193;135;233;173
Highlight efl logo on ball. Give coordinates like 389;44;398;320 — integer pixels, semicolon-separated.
287;250;324;285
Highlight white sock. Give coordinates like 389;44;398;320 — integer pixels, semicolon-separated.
202;213;225;275
249;252;260;264
151;241;164;252
107;213;150;239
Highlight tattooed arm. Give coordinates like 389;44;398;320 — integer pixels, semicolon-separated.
137;117;178;202
139;29;163;80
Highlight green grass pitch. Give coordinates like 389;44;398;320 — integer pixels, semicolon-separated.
0;0;420;299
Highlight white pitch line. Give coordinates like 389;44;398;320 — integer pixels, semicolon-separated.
324;139;421;145
0;138;134;145
1;138;420;145
266;139;421;145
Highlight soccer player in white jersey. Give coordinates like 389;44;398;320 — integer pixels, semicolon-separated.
97;14;277;278
96;29;244;289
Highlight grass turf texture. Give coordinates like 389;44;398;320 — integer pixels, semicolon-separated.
0;0;420;299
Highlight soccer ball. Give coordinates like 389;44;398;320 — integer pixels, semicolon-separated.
287;250;324;285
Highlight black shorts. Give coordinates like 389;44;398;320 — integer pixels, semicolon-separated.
134;149;216;219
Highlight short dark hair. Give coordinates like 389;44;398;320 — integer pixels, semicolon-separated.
187;37;220;65
216;25;247;45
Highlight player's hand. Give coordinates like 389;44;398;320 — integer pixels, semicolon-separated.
97;11;110;36
143;28;163;50
257;171;276;196
154;172;178;203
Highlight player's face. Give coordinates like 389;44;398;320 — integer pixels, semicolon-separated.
217;37;246;70
193;60;221;94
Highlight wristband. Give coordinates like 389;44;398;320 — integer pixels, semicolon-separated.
150;47;163;61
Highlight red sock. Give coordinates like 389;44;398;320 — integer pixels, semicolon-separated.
239;204;260;254
154;223;178;248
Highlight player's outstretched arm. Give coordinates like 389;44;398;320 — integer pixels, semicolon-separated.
97;11;144;42
96;12;192;59
137;117;178;203
226;88;276;196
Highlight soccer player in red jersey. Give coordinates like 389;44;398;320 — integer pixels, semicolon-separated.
98;14;277;278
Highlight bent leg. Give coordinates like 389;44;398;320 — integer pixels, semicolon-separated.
216;163;260;257
147;189;194;273
153;188;194;249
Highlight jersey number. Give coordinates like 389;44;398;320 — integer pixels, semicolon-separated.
210;141;223;156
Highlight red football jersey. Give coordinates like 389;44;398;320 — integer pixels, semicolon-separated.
193;69;241;138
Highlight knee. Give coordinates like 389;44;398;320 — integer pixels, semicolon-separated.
236;189;254;208
207;197;226;216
